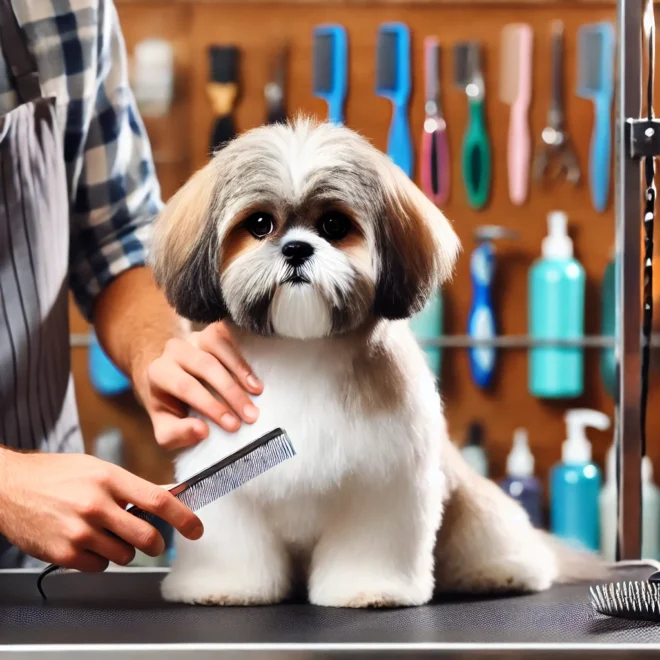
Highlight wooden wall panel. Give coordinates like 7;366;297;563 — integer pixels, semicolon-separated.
68;1;660;501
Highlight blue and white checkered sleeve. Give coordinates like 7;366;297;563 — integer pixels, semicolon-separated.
68;0;163;321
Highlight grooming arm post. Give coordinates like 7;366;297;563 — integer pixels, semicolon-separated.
616;0;644;560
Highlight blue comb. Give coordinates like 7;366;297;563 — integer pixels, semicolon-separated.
312;24;348;125
375;22;413;178
576;22;615;213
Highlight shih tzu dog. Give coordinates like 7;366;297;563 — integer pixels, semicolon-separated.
151;118;599;607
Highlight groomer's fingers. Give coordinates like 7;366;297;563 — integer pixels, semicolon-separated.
103;509;166;557
163;338;259;424
86;531;136;567
56;547;109;573
151;409;208;451
193;325;263;395
108;468;203;542
148;355;240;431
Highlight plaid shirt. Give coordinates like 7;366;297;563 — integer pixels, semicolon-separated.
0;0;162;320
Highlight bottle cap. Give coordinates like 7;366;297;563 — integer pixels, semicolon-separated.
466;421;484;447
643;456;654;484
506;428;534;478
542;211;573;259
562;409;610;464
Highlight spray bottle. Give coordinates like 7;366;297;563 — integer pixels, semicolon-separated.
550;409;609;552
499;428;543;527
529;211;586;398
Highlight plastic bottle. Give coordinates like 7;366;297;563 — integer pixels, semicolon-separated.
529;212;586;398
600;447;660;560
599;444;617;561
550;409;609;552
409;288;443;382
499;428;543;528
460;421;489;477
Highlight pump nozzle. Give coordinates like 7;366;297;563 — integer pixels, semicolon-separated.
542;211;573;259
562;408;610;464
506;427;534;478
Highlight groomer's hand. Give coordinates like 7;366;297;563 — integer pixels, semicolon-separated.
139;322;263;451
0;449;203;572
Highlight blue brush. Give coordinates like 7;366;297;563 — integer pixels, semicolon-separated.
576;22;615;213
375;22;413;178
467;227;519;389
312;24;348;125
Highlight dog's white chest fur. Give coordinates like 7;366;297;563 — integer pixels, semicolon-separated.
175;327;444;551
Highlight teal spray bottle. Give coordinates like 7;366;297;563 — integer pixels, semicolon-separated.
550;409;610;552
529;211;585;398
600;249;616;398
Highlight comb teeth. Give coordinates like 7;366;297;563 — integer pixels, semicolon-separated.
499;24;533;105
376;29;399;94
454;41;481;89
591;581;660;622
179;432;295;511
313;32;334;94
424;37;439;103
577;23;614;97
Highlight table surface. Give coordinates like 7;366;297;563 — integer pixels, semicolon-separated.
1;568;660;652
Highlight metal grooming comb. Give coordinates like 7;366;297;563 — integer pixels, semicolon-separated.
590;572;660;622
37;428;295;599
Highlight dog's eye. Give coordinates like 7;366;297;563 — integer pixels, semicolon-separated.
244;213;274;239
319;212;351;241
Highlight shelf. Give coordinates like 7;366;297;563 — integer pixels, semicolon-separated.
71;332;660;349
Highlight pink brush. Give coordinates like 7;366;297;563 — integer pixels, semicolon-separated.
500;24;533;206
420;37;450;205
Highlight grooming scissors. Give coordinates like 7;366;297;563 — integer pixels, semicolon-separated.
265;44;288;125
533;21;581;184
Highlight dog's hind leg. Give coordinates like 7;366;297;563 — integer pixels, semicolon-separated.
433;441;560;596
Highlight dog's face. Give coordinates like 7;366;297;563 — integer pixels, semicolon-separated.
151;119;460;339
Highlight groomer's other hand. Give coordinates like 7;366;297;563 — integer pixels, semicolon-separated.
0;449;203;572
139;322;263;451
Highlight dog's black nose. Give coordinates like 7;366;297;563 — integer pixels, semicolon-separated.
282;241;314;265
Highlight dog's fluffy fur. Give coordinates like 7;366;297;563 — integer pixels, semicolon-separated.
151;119;600;607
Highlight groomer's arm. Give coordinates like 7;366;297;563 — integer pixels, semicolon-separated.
68;2;262;452
94;268;263;451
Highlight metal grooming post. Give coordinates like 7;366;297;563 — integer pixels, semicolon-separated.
616;0;643;560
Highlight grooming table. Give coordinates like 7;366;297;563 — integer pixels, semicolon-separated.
1;568;660;657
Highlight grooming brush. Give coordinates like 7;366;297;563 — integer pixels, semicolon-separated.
500;24;533;205
454;41;492;210
467;226;519;388
576;22;615;212
37;428;295;599
312;24;348;125
421;37;450;205
376;22;413;178
591;571;660;622
207;45;240;153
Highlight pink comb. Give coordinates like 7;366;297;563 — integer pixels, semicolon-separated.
501;24;533;205
421;37;450;205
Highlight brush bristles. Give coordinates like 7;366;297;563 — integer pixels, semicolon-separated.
578;29;605;93
376;30;399;93
590;581;660;622
313;33;334;94
499;25;532;105
209;46;239;84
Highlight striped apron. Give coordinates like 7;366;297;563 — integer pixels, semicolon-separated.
0;0;84;566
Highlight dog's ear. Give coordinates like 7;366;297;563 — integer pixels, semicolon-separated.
373;155;460;320
150;161;228;324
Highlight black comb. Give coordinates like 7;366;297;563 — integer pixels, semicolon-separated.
37;428;295;599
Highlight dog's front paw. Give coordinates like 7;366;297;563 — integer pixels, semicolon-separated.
161;569;289;606
309;575;432;609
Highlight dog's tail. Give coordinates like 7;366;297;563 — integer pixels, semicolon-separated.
537;530;611;583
